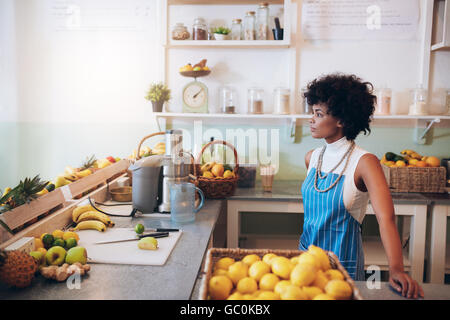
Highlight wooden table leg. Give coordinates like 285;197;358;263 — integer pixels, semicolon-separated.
429;205;448;283
409;205;427;282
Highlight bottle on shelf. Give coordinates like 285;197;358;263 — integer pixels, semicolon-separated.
256;2;269;40
244;11;256;40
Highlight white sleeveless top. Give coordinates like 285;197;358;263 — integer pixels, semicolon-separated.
307;136;370;224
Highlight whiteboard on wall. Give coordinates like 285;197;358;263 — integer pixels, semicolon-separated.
301;0;420;40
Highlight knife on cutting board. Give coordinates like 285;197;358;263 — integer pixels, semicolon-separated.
94;232;169;245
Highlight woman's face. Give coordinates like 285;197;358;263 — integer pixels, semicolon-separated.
309;103;344;142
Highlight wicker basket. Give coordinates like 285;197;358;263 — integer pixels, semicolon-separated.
199;247;363;300
382;164;446;193
195;140;239;199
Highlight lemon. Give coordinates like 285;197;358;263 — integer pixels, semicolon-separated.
213;268;229;277
37;247;47;256
325;269;345;281
312;270;329;290
202;171;214;179
297;252;320;270
259;273;280;291
34;238;44;250
257;291;280;300
138;237;158;250
313;293;335;300
228;261;249;285
271;256;294;279
223;170;234;179
290;264;317;287
242;294;255;300
211;164;224;177
242;254;261;266
236;277;258;294
52;229;64;239
209;275;233;300
63;231;80;242
308;244;331;271
274;280;292;296
325;279;353;300
248;261;271;282
280;285;308;300
227;291;244;300
262;253;278;266
215;257;235;271
290;255;300;264
302;286;324;300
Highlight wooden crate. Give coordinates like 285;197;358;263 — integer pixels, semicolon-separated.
382;164;446;193
0;173;130;249
0;159;130;238
199;247;363;300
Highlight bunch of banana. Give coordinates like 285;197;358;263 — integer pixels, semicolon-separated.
200;161;216;173
401;149;423;160
71;204;115;232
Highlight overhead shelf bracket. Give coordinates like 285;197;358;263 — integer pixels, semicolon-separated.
414;117;440;145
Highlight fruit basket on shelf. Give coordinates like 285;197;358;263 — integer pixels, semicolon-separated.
199;247;363;300
195;140;239;199
179;59;211;79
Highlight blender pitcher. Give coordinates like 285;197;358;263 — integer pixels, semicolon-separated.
170;182;204;223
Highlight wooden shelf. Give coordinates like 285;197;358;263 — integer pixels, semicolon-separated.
168;0;284;5
431;42;450;51
167;40;290;49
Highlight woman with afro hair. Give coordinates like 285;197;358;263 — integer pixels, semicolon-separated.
300;73;423;298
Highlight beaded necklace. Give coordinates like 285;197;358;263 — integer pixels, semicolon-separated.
314;140;355;193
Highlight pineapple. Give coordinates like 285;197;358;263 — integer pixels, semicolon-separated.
80;154;97;171
0;175;49;213
0;249;38;288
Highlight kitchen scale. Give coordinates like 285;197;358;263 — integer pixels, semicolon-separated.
180;69;210;113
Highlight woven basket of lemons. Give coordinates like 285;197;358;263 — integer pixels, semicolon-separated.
195;140;239;199
199;247;363;300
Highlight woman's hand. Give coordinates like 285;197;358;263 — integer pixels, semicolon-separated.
389;270;424;299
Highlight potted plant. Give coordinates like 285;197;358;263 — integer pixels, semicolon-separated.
145;82;171;112
212;26;231;40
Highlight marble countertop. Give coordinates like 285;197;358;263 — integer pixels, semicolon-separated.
229;180;450;204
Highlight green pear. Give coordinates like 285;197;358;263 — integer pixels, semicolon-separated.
65;246;87;265
45;246;67;266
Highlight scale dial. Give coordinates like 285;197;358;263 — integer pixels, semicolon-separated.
182;81;208;112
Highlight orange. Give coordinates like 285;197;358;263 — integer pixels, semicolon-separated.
211;164;224;177
425;156;440;167
416;160;427;168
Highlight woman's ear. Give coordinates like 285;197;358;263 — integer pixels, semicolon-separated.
337;120;344;128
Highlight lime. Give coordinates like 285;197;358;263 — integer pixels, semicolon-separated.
42;234;54;249
52;238;65;248
65;237;77;250
135;223;145;234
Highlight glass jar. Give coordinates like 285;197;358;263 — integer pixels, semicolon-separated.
256;2;269;40
409;85;427;115
172;23;190;40
220;86;237;114
244;11;256;40
231;19;242;40
248;87;264;114
374;87;392;115
300;87;311;114
273;87;290;114
192;18;207;40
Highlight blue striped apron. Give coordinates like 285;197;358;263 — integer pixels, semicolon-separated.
299;167;365;281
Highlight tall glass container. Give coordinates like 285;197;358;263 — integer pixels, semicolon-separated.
374;87;392;115
409;85;427;115
220;86;237;114
248;87;264;114
231;19;242;40
273;87;290;114
244;11;256;40
192;18;207;40
256;2;269;40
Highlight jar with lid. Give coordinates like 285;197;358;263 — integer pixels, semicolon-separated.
374;87;392;115
256;2;269;40
192;18;207;40
231;19;242;40
248;87;264;114
273;87;290;114
220;86;237;114
244;11;256;40
409;85;427;115
172;23;190;40
300;87;311;114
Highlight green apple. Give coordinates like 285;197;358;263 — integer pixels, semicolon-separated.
46;246;67;266
65;246;87;265
52;238;65;248
29;251;45;265
193;66;202;71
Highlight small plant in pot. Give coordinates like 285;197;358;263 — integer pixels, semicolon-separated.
212;26;231;40
145;82;171;112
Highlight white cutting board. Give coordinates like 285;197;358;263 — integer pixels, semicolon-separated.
77;228;182;266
